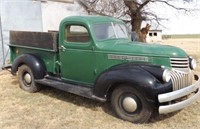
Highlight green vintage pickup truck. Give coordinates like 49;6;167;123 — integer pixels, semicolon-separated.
9;16;200;123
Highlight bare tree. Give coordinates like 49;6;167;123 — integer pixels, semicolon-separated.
77;0;196;33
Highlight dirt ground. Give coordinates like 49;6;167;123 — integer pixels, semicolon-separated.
0;38;200;129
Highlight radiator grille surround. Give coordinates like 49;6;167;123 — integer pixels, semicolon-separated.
170;57;193;91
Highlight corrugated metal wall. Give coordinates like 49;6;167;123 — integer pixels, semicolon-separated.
0;0;87;69
0;0;43;69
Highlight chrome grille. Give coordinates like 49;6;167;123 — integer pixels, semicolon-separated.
170;70;193;91
170;58;192;91
170;58;189;69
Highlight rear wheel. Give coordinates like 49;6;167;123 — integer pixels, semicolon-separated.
111;85;153;123
18;65;41;93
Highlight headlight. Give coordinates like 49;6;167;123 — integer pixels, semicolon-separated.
162;69;171;82
189;57;197;70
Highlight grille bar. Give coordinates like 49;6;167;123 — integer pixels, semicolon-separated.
170;64;189;68
170;58;189;61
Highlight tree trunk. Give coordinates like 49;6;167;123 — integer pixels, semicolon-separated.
124;0;143;33
131;13;142;33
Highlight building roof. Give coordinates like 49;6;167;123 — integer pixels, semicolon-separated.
149;29;162;32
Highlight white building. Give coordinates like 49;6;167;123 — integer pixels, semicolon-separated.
146;29;162;43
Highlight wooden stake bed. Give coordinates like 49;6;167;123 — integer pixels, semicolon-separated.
10;31;58;51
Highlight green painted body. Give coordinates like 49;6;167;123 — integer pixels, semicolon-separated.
10;45;58;74
10;16;188;86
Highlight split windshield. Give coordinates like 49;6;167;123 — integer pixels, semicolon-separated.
93;22;129;41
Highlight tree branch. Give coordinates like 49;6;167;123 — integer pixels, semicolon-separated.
78;0;197;32
137;0;151;11
151;0;192;12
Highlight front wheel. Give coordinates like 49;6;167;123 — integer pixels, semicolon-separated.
18;65;41;93
111;85;153;123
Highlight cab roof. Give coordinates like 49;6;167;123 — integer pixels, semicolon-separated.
60;15;124;25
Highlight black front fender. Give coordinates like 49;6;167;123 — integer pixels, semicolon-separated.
94;64;172;105
11;54;46;79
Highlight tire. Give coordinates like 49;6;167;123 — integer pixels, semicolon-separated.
111;85;153;123
18;65;41;93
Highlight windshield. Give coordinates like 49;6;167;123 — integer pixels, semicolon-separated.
93;23;129;41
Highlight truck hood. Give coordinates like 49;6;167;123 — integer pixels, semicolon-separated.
96;40;188;58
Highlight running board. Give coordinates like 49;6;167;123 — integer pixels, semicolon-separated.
35;78;106;102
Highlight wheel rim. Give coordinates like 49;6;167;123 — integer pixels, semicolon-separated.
122;97;138;113
119;93;141;115
24;73;32;84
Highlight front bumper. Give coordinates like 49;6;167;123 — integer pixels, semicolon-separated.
158;72;200;114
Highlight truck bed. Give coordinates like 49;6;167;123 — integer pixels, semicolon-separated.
9;31;59;74
10;31;58;51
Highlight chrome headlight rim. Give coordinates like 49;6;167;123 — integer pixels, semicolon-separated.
162;69;171;82
189;57;197;70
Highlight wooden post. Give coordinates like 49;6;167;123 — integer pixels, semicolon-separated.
0;9;5;67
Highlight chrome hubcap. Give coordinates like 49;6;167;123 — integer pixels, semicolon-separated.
24;73;32;84
122;97;137;112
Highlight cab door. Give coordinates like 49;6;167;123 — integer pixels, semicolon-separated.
59;23;95;86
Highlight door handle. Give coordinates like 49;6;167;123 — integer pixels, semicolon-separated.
60;45;66;52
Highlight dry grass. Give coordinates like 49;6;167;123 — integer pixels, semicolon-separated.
1;70;200;129
0;38;200;129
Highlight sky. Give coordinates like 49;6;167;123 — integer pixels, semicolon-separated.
148;1;200;34
162;13;200;34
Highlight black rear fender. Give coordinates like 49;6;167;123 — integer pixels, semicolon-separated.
11;54;46;79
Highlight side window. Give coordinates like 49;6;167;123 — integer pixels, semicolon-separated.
65;25;90;43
